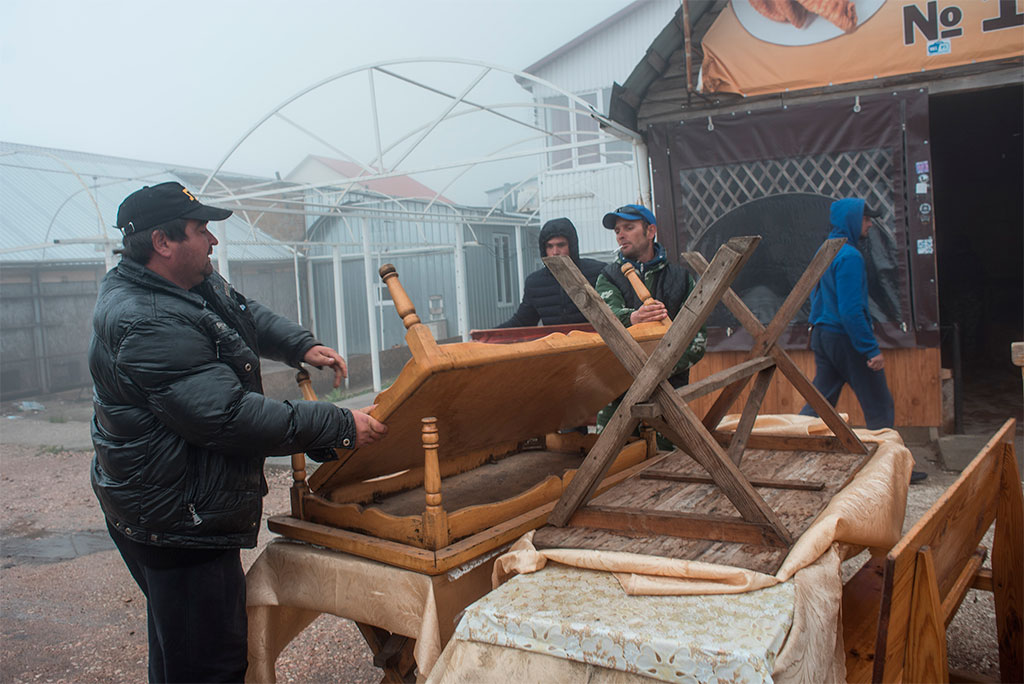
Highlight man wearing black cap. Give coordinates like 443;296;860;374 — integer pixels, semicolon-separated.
496;217;605;328
89;181;388;682
594;203;706;431
797;198;925;482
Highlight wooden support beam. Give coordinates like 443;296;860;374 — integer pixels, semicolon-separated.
544;238;756;520
676;356;775;402
687;239;843;430
640;470;825;491
356;623;417;683
941;548;988;627
710;431;853;453
906;547;949;684
727;366;775;464
648;411;794;544
770;348;867;454
631;402;660;419
373;632;411;669
992;443;1024;684
569;504;790;547
545;237;789;538
972;567;994;593
683;245;867;455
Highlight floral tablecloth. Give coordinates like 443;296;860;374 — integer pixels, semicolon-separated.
450;563;794;682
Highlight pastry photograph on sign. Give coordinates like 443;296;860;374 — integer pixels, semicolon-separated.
733;0;885;45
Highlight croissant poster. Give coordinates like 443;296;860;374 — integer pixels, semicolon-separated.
700;0;1024;96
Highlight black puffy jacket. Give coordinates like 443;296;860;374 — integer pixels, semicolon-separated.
89;259;355;549
496;217;605;327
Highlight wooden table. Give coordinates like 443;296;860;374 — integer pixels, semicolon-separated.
426;419;915;684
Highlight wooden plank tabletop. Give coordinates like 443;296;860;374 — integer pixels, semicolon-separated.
533;446;867;574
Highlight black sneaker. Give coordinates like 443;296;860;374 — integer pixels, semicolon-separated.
910;470;928;484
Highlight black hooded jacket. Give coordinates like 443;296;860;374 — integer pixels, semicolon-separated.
89;259;355;549
496;218;605;328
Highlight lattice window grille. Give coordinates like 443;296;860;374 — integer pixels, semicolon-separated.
678;148;895;239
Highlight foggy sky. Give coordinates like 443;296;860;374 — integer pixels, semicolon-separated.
2;0;635;201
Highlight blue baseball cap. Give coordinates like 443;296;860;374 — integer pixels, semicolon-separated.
602;203;656;229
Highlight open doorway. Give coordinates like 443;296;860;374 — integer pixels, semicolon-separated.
930;85;1023;434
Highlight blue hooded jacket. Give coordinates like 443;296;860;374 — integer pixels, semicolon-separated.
808;198;880;358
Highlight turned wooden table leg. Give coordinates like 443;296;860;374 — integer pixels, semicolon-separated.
421;417;449;550
290;369;314;516
379;263;443;362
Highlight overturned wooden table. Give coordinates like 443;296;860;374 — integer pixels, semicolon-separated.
245;262;672;682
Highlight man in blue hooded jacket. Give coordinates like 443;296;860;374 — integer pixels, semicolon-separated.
799;198;925;482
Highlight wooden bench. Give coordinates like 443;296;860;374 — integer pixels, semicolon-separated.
842;418;1023;683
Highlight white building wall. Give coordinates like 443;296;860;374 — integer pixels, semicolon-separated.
525;0;677;258
539;163;639;256
527;0;678;99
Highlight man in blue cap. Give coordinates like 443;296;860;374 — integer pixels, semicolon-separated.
594;203;706;432
799;197;926;482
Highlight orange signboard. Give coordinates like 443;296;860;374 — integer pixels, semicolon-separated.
701;0;1024;96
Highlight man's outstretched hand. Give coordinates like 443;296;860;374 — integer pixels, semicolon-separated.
304;345;348;387
351;405;387;448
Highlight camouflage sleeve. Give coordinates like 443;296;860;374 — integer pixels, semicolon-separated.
595;272;634;327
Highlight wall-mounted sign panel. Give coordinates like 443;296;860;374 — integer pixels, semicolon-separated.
702;0;1023;96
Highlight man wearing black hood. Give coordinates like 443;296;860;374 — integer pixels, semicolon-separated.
496;217;605;328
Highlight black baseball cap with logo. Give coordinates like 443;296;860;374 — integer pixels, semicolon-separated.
116;182;232;235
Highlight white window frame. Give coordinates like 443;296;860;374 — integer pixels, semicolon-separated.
541;88;633;172
493;234;514;306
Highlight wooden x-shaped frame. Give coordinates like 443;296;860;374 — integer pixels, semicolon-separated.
544;236;866;549
682;238;867;456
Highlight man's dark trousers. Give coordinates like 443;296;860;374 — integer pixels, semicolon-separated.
799;326;895;429
107;521;248;683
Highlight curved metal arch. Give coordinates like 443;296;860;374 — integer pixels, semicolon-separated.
269;123;551;243
199;57;640;194
203;98;633;208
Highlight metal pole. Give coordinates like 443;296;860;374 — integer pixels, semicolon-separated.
634;140;652;209
104;240;118;272
332;245;349;390
31;267;50;394
216;225;231;282
292;249;302;324
367;69;385;173
454;222;469;341
952;321;963;434
306;257;317;337
682;0;694;97
515;223;526;302
361;218;382;392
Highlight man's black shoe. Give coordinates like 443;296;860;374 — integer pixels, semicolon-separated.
910;470;928;484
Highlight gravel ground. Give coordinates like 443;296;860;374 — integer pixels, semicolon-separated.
0;440;381;684
0;395;1013;682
